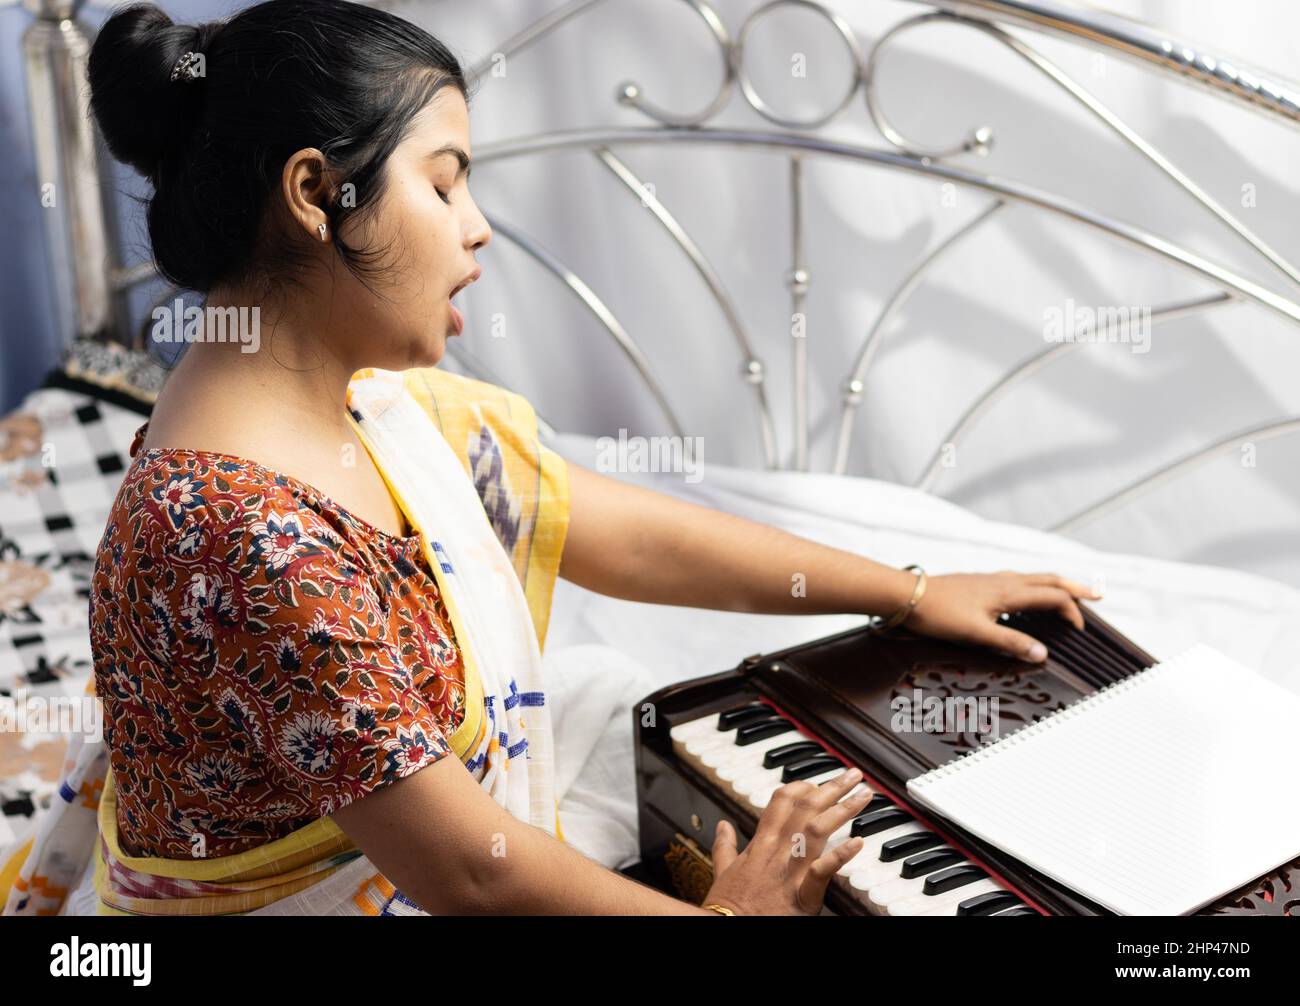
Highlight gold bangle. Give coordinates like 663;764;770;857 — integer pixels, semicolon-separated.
873;564;927;633
703;903;736;916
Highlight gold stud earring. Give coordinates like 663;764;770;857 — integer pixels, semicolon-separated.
318;223;328;241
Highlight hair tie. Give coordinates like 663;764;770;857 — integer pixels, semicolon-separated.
169;51;205;83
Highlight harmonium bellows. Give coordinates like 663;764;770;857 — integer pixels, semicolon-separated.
633;605;1299;916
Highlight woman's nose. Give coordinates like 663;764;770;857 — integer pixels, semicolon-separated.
468;210;491;251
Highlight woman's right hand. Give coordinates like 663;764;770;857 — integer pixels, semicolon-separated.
702;767;872;915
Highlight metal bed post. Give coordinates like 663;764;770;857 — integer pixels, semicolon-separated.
22;0;127;346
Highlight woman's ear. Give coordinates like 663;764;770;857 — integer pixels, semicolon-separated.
281;147;334;242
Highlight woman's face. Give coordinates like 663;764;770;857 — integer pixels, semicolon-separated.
331;88;490;370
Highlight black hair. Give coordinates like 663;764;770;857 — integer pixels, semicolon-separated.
88;0;474;293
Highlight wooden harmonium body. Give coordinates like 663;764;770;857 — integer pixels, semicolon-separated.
633;606;1298;916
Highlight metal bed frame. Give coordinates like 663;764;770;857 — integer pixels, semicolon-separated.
19;0;1300;536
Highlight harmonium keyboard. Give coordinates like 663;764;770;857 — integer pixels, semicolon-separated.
634;605;1299;916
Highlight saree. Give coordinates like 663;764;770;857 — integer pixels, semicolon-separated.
1;366;570;916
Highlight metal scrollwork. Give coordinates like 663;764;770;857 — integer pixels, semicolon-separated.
733;0;864;130
864;12;996;160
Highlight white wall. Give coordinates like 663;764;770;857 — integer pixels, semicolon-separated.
405;0;1300;587
81;0;1300;587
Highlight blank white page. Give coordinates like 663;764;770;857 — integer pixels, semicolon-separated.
906;644;1300;915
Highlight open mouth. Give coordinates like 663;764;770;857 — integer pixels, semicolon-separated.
447;269;480;336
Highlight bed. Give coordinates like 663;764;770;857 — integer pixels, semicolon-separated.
4;0;1300;887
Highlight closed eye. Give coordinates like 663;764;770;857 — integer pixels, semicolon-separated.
436;188;452;205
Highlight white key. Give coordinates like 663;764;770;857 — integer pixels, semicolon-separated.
717;739;825;784
732;765;787;797
670;716;721;764
684;728;750;759
700;730;796;773
717;757;776;786
838;827;933;905
889;878;1005;917
670;709;772;753
716;744;822;799
866;860;974;915
698;738;796;790
848;847;945;894
745;780;784;811
668;714;722;745
839;823;925;880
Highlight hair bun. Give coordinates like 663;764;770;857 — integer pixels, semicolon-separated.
83;0;470;295
88;4;210;179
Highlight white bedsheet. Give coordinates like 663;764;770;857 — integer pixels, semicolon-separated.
542;433;1300;870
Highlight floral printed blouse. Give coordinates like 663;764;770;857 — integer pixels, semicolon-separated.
91;423;466;859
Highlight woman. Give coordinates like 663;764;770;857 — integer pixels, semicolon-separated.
16;0;1097;916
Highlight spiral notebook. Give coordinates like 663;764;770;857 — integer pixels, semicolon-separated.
906;644;1300;915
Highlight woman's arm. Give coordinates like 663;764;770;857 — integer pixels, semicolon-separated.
559;461;1101;662
330;754;870;915
331;756;704;914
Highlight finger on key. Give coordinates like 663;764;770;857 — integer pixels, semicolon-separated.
813;766;863;811
798;836;865;913
810;785;874;842
753;780;814;843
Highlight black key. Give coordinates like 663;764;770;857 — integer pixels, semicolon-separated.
734;717;793;745
957;891;1024;917
922;864;989;895
851;807;913;838
880;832;946;862
781;755;844;783
717;704;774;730
762;741;823;769
900;847;965;878
859;794;895;816
993;907;1040;916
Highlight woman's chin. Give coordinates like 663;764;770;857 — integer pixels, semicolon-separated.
364;326;449;371
417;338;447;368
409;329;449;368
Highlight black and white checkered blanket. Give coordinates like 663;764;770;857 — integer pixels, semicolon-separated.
0;339;160;863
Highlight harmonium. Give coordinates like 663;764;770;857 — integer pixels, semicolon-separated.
633;605;1299;916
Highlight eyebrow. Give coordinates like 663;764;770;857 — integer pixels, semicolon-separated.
430;144;472;180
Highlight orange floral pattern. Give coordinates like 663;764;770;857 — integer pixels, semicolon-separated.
90;424;465;858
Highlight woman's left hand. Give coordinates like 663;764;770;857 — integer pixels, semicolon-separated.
905;571;1101;663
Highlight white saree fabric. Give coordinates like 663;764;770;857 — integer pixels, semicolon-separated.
344;369;559;835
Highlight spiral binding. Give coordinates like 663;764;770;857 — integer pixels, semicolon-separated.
911;659;1172;789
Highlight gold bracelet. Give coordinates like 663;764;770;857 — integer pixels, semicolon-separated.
703;903;736;916
873;564;927;633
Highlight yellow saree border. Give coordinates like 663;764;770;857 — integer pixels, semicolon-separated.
0;837;34;906
97;771;352;883
396;367;570;654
